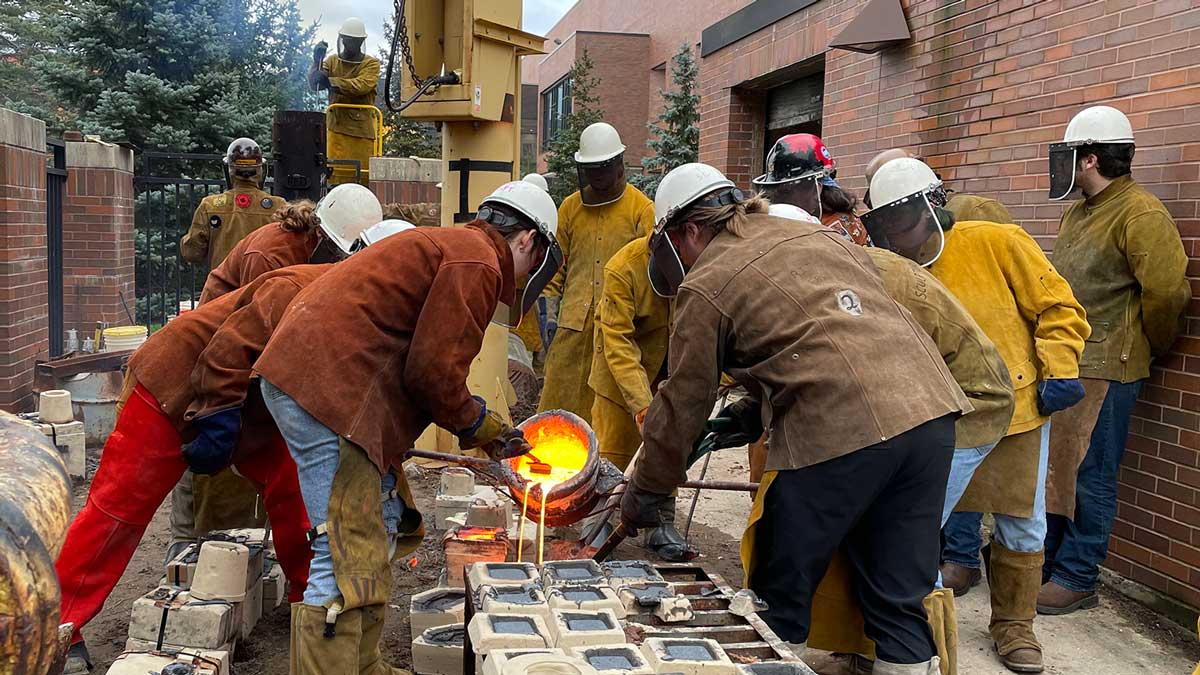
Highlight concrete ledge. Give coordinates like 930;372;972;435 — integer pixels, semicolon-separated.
66;141;134;172
370;156;442;182
1099;567;1199;631
0;108;46;152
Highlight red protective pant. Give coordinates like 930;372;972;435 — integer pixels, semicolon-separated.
55;385;312;644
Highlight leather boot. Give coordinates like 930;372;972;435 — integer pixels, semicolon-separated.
291;603;367;675
988;544;1044;673
939;561;982;597
360;603;412;675
642;497;696;562
922;588;957;675
1036;581;1097;615
872;656;941;674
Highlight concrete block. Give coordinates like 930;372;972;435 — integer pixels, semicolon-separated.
601;561;664;591
411;588;468;638
238;576;264;639
737;663;819;675
467;613;552;658
467;495;512;529
412;623;466;675
547;585;626;619
652;595;694;623
615;582;673;613
542;560;605;588
482;648;566;675
108;648;229;675
548;608;625;649
128;586;237;649
441;467;476;496
51;422;86;479
567;645;655;675
262;561;286;613
437;485;501;529
122;638;234;671
468;562;540;590
481;584;550;620
640;638;736;675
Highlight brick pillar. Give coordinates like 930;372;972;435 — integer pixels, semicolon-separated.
62;142;136;333
0;108;48;412
368;157;442;207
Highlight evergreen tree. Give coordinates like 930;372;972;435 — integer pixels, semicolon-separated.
544;49;602;205
376;17;440;159
630;43;700;199
37;0;316;152
0;0;68;124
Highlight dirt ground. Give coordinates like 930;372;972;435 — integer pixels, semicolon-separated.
75;446;1198;674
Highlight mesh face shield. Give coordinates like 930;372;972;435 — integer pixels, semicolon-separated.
648;227;686;298
509;238;563;327
862;192;947;268
1048;142;1078;201
578;154;626;206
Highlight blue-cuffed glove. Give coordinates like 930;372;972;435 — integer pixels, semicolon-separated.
182;408;242;475
1037;378;1086;416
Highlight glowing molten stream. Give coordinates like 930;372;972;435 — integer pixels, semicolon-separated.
510;417;589;495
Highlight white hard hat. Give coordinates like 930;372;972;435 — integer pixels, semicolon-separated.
1063;105;1134;146
522;173;549;192
767;203;822;225
315;183;384;255
339;17;367;39
574;122;625;164
653;163;736;230
360;219;414;247
868;157;942;209
482;181;558;239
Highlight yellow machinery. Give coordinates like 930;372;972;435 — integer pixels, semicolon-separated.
326;103;384;186
393;0;545;445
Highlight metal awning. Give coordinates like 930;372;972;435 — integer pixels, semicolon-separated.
828;0;911;54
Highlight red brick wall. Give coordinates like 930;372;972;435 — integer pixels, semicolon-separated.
370;180;440;206
699;0;1200;608
0;109;48;412
63;145;136;333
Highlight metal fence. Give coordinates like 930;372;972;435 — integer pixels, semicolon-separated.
46;140;67;356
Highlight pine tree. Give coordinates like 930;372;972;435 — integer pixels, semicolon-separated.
544;49;602;205
0;0;69;125
37;0;316;152
376;17;440;159
630;43;700;199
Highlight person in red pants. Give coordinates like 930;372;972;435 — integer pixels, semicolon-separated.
55;268;324;674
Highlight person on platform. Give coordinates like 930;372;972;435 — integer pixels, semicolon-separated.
539;122;655;423
255;182;560;672
623;162;970;675
1036;105;1190;616
308;17;381;186
865;157;1090;673
181;137;286;268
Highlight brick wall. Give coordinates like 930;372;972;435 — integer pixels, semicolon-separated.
0;108;48;412
63;142;136;333
699;0;1200;608
368;156;442;210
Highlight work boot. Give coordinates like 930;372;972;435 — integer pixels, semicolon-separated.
846;654;875;675
783;641;807;659
61;642;92;675
988;544;1044;673
360;603;412;675
939;561;982;597
291;603;368;675
1036;580;1098;616
872;656;940;674
642;498;696;562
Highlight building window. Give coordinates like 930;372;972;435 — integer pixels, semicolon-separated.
541;77;572;150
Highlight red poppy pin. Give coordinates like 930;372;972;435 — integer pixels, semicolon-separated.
235;193;252;209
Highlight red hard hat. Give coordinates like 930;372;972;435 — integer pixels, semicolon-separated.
753;134;835;186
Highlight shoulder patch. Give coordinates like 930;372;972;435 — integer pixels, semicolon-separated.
836;289;863;316
262;198;274;210
213;193;228;207
235;193;252;209
209;215;222;229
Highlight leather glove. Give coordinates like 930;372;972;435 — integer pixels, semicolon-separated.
712;397;764;448
1037;378;1086;416
458;396;513;449
182;408;242;475
484;428;533;462
313;41;328;63
619;480;670;536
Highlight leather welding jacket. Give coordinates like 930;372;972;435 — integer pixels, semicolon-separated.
253;224;517;473
1052;175;1190;383
323;54;381;140
634;213;971;495
181;178;286;268
384;202;441;227
929;221;1089;436
866;248;1014;449
199;223;320;304
947;193;1014;224
588;236;672;415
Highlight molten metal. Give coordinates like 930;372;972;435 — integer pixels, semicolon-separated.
505;410;601;529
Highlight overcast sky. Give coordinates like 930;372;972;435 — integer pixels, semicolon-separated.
299;0;577;55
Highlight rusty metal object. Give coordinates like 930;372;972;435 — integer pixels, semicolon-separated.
0;413;73;675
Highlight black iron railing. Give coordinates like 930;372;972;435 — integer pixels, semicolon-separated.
46;140;67;356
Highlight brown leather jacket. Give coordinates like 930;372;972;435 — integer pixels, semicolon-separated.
199;223;320;304
1052;175;1190;382
634;214;971;494
253;225;516;472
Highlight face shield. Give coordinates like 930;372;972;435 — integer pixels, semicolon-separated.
861;192;947;268
648;226;686;298
338;35;366;63
754;171;824;219
510;236;564;327
577;155;626;206
1048;142;1078;201
309;233;351;264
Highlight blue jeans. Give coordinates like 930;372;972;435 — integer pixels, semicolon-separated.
942;423;1051;568
1045;380;1144;592
261;378;405;606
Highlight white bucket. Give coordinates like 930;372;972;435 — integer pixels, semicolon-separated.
102;326;148;352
